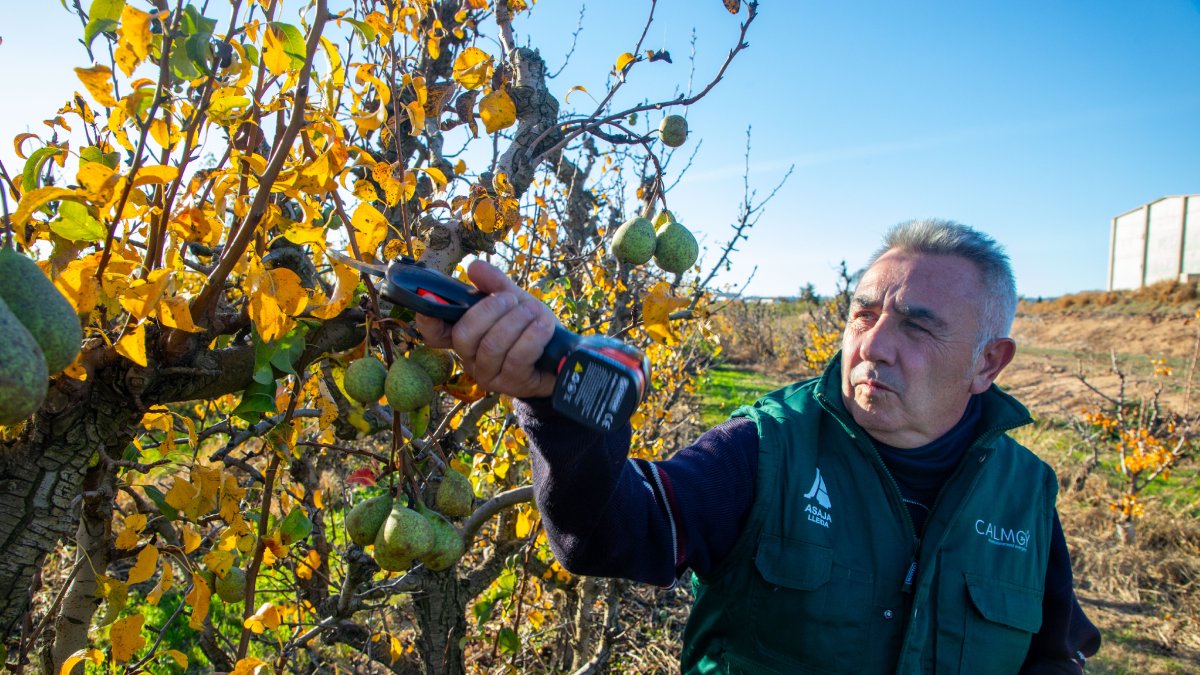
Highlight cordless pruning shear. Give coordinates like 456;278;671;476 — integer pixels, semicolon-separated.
327;251;650;433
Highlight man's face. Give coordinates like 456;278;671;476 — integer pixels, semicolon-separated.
840;249;1009;448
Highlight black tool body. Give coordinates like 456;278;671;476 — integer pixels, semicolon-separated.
380;257;649;432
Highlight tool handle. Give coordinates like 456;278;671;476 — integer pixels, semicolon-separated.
383;258;579;374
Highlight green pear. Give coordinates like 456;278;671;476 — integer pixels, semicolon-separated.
385;357;434;412
346;494;393;547
417;505;464;572
0;297;48;425
435;469;475;518
654;219;699;275
658;115;688;148
343;356;388;405
374;503;434;572
216;566;246;603
409;345;455;385
612;216;657;264
0;248;82;374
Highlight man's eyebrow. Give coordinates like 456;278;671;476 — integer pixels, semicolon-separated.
849;295;948;330
894;303;947;330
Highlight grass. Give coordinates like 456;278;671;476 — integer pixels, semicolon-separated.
697;365;793;429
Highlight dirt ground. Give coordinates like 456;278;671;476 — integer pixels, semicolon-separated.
1001;309;1200;419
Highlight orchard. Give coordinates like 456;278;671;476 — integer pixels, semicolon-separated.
0;0;786;672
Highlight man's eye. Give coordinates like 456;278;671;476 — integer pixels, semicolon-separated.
904;320;929;334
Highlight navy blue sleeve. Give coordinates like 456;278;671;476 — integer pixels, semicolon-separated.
1020;511;1102;673
514;398;758;585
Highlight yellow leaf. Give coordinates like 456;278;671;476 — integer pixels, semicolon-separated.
353;179;379;203
77;162;119;203
121;6;153;57
472;197;501;233
165;477;198;512
352;103;387;133
515;508;533;538
642;282;688;345
110;614;146;662
158;295;203;332
98;576;130;626
350;202;388;258
59;648;104;675
132;164;180;187
75;65;119;107
116;321;148;367
244;602;281;634
478;88;516;134
55;256;100;318
13;187;81;232
182;523;202;553
119;268;173;321
231;657;267;675
421;167;448;191
564;85;589;104
204;548;236;580
128;544;159;585
452;47;492;90
263;24;292;76
115;513;147;550
147;560;174;605
615;52;637;75
310;260;359;320
149;117;181;150
116;5;153;75
185;572;211;630
249;266;308;342
390;634;404;664
165;649;188;668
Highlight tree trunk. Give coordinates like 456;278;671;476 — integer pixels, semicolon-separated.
412;569;469;675
0;371;139;637
48;463;117;674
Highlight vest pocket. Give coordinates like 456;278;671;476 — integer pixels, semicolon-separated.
750;534;872;672
960;574;1042;674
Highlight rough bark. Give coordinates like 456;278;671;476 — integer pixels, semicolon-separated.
0;312;364;641
47;463;117;674
411;569;469;675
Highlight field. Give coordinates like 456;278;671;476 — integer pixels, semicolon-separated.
637;295;1200;673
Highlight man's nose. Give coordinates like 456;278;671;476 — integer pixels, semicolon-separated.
858;316;898;364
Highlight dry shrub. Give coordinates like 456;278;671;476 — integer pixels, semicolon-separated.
1023;280;1200;314
1059;474;1200;656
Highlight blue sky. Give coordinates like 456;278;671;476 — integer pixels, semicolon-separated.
3;1;1198;297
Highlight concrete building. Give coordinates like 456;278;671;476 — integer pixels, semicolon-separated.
1108;195;1200;290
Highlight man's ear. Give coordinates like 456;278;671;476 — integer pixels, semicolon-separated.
969;337;1016;394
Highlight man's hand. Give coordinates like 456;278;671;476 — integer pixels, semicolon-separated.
414;260;559;400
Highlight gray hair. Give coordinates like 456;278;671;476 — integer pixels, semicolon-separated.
866;218;1018;355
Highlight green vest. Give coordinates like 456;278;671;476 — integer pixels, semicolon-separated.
681;357;1057;674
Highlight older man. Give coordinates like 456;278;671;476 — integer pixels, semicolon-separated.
416;219;1100;673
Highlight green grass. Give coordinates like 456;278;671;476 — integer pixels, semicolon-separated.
697;366;793;428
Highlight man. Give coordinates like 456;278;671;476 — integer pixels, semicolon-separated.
416;219;1101;673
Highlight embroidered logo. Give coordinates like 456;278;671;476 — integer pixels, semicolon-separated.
974;519;1030;552
803;468;832;528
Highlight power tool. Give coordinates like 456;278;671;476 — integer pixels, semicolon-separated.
327;251;650;433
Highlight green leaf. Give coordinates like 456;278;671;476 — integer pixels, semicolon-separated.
242;43;260;67
271;325;308;374
21;146;65;192
84;0;125;49
80;145;121;169
267;22;307;69
144;485;180;521
185;34;215;76
233;379;277;422
497;628;520;655
472;599;494;624
339;17;377;48
50;201;107;242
